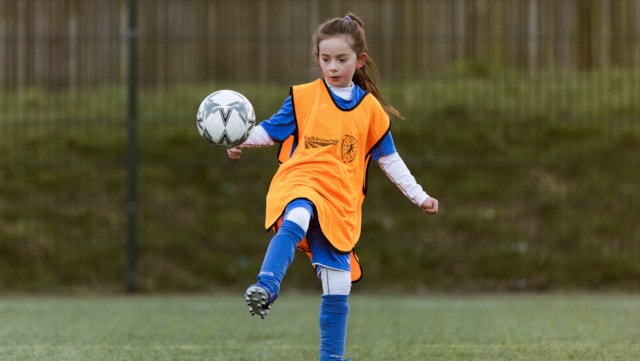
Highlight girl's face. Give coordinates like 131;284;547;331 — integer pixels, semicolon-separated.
317;35;366;88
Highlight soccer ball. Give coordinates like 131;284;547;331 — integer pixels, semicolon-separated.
196;89;256;148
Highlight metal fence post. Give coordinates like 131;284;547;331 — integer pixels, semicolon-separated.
126;0;138;294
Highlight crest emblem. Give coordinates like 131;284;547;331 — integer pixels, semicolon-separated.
341;135;358;163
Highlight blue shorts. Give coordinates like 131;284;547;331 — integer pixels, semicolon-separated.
285;199;351;274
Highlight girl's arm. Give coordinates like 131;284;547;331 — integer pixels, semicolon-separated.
373;133;438;214
239;124;275;148
377;152;430;207
228;96;296;159
227;125;273;159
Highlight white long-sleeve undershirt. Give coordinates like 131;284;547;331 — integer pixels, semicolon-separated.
376;152;430;207
240;124;274;147
240;124;430;207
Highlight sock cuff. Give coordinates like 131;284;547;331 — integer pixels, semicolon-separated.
321;294;349;313
279;219;307;240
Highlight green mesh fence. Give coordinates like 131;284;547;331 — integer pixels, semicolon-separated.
1;0;639;293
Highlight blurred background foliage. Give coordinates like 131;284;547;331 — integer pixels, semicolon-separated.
0;0;638;293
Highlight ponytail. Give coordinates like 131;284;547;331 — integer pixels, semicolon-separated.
313;12;403;120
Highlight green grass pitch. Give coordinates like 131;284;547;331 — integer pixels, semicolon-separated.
0;293;639;360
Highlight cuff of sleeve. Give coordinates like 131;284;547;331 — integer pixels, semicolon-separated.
414;192;430;207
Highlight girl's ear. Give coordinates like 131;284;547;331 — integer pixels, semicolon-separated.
357;52;368;69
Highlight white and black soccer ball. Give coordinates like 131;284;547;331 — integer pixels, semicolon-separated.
196;89;255;148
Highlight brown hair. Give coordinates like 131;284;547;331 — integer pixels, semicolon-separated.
312;12;402;119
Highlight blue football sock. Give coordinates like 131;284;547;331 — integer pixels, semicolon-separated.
256;220;306;298
319;294;349;361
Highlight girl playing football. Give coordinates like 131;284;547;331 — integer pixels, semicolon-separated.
227;12;438;361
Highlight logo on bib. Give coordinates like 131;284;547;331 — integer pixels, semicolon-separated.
341;135;358;163
305;135;338;148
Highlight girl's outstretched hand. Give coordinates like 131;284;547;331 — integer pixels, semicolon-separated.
421;197;439;215
227;147;243;159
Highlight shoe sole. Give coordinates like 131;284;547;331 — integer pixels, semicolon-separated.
245;285;271;319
